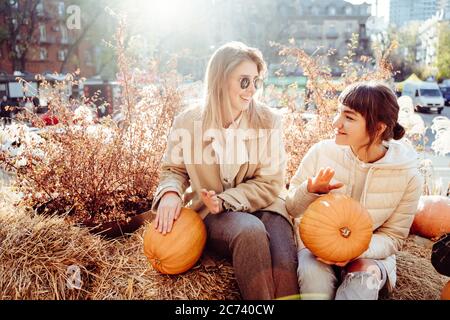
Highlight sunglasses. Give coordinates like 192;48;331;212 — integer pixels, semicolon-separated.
240;76;263;90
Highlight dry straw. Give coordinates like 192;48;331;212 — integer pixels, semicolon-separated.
0;194;240;300
0;187;447;300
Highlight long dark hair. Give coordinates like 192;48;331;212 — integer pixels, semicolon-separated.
338;81;405;147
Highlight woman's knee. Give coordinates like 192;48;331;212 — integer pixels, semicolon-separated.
225;213;268;246
204;212;267;254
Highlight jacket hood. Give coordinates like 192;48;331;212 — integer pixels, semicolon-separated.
344;139;419;170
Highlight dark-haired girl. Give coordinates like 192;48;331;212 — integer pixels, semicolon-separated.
286;81;423;300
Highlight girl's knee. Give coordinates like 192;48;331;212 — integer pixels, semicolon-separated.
345;259;382;280
335;271;382;300
297;249;336;300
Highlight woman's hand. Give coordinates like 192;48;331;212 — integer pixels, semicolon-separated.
200;189;223;214
155;191;182;235
307;167;344;194
316;257;350;267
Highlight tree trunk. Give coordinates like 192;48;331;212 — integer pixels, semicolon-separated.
5;0;40;73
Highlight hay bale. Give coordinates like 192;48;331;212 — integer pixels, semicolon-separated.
0;205;108;300
0;185;447;300
90;227;241;300
0;185;241;300
390;237;449;300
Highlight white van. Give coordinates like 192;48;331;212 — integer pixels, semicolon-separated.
402;81;444;114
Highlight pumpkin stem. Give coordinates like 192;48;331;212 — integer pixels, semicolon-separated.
340;227;351;238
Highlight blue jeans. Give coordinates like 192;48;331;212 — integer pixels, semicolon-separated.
297;248;387;300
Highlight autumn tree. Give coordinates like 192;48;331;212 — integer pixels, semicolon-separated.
0;0;40;72
437;21;450;81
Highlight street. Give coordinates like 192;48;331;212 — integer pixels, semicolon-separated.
419;104;450;148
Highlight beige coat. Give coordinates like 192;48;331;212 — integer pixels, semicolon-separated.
286;139;423;292
151;105;292;224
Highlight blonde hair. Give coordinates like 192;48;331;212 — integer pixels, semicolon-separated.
202;41;271;129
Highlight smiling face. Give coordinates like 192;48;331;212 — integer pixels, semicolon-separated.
332;104;371;149
227;60;259;114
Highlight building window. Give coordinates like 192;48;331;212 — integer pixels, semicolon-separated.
328;6;336;16
39;47;48;60
58;49;68;61
11;18;18;29
9;0;18;9
0;84;7;99
58;2;65;17
346;22;353;33
39;24;47;42
36;0;44;16
326;23;339;39
60;23;69;44
279;5;289;17
360;24;366;37
345;6;352;15
329;39;337;49
85;50;93;66
311;6;319;15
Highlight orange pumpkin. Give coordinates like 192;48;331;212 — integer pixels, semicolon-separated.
299;194;373;263
441;280;450;300
143;207;207;275
411;196;450;239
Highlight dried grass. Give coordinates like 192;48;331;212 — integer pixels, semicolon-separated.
0;188;240;300
389;237;449;300
89;228;240;300
1;190;447;300
0;202;107;300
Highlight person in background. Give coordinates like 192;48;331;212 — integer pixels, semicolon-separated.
0;95;12;126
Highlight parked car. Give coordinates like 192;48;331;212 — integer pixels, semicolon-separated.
402;81;444;114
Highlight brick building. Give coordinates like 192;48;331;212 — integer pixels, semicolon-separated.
0;0;97;77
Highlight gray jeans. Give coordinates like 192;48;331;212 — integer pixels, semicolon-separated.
204;211;299;300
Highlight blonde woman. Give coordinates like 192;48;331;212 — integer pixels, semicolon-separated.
151;42;299;299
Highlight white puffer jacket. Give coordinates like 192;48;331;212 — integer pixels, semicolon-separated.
286;139;424;292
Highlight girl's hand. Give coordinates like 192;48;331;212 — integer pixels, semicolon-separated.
155;191;182;235
307;167;344;194
200;189;222;214
317;257;350;267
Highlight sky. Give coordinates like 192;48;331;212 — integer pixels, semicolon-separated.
345;0;390;21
